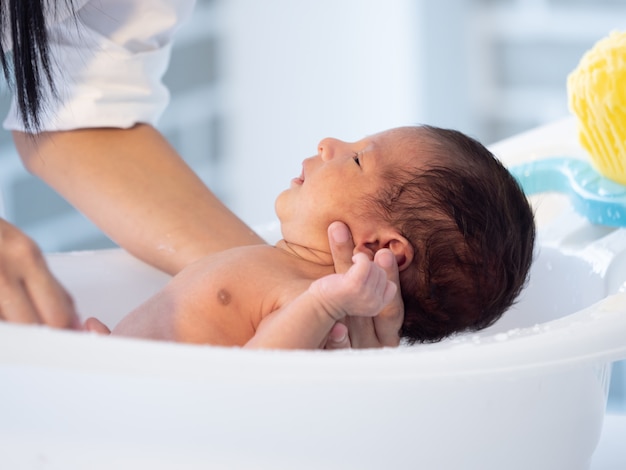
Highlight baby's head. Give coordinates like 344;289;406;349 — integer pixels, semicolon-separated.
276;125;534;342
366;126;535;342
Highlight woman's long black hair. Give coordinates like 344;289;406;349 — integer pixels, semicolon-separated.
0;0;75;131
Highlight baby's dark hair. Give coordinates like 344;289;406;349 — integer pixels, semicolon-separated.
373;125;535;343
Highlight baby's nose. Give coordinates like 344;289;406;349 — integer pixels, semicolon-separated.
318;137;348;161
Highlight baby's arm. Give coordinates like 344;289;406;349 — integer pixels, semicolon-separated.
245;252;397;349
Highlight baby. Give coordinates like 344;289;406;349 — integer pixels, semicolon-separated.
88;126;535;349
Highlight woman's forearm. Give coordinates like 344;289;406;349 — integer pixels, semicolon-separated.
13;124;265;275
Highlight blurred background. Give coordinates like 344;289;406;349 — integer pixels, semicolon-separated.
0;0;624;251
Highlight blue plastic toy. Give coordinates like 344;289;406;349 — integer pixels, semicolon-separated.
509;157;626;227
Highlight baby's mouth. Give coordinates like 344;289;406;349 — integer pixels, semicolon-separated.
290;167;305;186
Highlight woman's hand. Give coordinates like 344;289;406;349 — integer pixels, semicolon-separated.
0;218;78;328
324;221;404;349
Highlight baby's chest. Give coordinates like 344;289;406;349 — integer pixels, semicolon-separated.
168;268;275;345
191;260;287;320
175;248;315;342
215;266;303;317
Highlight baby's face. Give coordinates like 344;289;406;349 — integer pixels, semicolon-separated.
275;127;427;252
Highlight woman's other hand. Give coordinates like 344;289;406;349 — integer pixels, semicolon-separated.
0;218;79;328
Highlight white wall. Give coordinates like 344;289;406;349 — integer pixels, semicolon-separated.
220;0;421;227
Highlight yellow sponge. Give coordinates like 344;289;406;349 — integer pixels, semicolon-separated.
567;31;626;185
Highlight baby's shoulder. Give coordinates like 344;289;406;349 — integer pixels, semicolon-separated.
203;245;301;287
238;245;308;282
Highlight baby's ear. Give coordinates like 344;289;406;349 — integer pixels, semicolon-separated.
353;242;378;261
354;231;414;271
386;236;414;271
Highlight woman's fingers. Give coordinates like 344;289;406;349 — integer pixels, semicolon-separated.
372;249;404;347
0;218;79;328
323;321;351;349
328;221;354;274
326;222;404;349
27;267;79;328
83;317;111;335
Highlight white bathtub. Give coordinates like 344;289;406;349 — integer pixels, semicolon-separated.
1;118;625;469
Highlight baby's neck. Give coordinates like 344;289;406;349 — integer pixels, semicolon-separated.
274;239;334;267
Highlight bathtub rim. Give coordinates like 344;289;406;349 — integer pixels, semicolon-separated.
1;290;624;382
